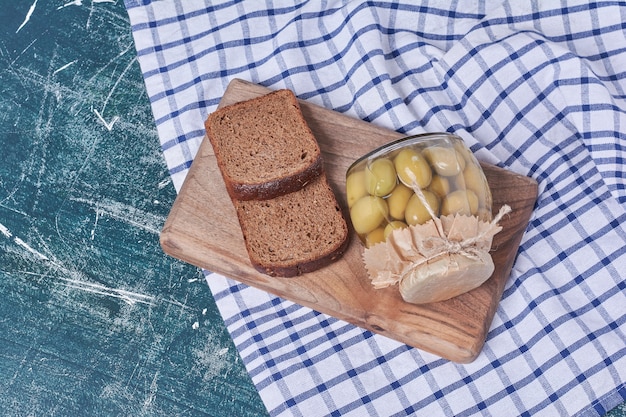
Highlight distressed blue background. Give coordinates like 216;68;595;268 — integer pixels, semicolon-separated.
0;1;266;415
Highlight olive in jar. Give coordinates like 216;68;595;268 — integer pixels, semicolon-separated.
346;133;492;247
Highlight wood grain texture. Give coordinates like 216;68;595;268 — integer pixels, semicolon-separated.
161;79;539;363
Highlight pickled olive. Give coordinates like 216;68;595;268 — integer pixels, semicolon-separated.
449;174;467;191
428;175;450;198
386;183;414;220
463;163;488;196
365;227;386;247
346;170;367;208
346;133;493;247
441;190;479;216
405;190;439;226
466;190;480;214
423;146;463;177
384;221;407;239
476;207;492;222
350;195;389;235
365;158;397;196
454;149;467;171
453;141;475;168
393;148;432;188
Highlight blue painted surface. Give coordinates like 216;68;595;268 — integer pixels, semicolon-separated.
0;1;267;416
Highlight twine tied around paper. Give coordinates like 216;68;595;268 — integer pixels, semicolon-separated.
412;179;511;258
363;174;512;290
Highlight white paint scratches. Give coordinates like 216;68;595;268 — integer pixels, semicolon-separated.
90;208;101;240
71;197;165;235
59;276;155;306
192;321;200;330
0;204;29;218
7;246;155;306
157;178;171;189
86;42;133;85
93;108;119;131
16;0;38;33
202;308;208;316
56;0;116;30
57;0;82;9
0;223;12;238
53;59;77;75
192;341;230;383
101;56;137;114
141;372;159;412
10;37;38;66
0;224;155;306
0;222;48;260
14;236;49;260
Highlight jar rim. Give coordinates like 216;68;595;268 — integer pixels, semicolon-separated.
347;132;462;173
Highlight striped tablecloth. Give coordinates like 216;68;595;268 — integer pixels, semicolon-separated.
124;1;626;416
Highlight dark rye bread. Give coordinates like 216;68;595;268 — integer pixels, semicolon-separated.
233;174;349;277
205;89;323;200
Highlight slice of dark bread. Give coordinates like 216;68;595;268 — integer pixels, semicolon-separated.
234;174;349;277
205;89;323;200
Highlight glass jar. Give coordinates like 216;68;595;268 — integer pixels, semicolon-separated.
346;133;493;247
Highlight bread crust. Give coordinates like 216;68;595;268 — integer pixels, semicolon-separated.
233;175;350;278
245;226;350;278
205;89;349;277
224;157;323;201
205;89;323;201
251;241;350;278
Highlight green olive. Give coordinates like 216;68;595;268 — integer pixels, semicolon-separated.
365;158;397;196
386;183;413;220
423;146;464;177
441;190;479;216
456;149;468;171
476;207;492;222
350;195;389;235
449;173;466;191
453;140;474;166
428;175;450;198
365;227;386;247
346;170;367;208
394;148;432;188
384;221;407;239
463;163;488;197
405;190;439;226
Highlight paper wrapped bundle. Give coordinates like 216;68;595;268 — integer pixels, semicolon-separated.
363;205;511;304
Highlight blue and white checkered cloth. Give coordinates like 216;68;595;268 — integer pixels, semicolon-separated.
124;1;626;415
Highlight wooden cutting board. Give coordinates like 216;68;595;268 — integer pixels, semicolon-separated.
160;78;538;363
